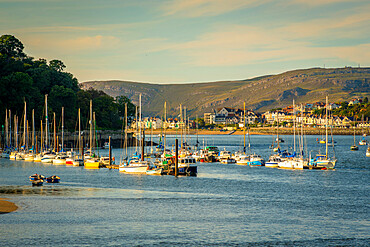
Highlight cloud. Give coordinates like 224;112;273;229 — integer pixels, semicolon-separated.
278;6;370;39
25;35;121;55
166;22;369;67
162;0;266;17
288;0;367;6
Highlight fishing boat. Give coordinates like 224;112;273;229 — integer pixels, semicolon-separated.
265;154;283;168
176;157;197;176
220;157;236;164
119;158;150;173
46;175;60;183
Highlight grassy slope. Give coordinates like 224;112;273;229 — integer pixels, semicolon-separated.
81;67;370;117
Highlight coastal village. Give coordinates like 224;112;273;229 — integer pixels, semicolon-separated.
131;97;369;131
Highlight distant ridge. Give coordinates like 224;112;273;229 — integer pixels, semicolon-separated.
81;67;370;117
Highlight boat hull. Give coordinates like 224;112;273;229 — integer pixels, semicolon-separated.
84;160;100;169
119;165;148;173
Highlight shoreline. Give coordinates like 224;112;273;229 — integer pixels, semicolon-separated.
0;198;18;214
141;127;367;136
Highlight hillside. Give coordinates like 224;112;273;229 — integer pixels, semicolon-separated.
81;67;370;117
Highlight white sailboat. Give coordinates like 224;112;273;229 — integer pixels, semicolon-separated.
84;100;100;169
309;96;337;169
236;102;264;166
72;108;84;166
41;95;56;163
278;101;307;170
119;94;150;173
350;125;359;151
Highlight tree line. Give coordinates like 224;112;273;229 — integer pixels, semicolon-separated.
0;35;135;132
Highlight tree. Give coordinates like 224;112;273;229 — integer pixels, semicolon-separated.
49;59;66;72
0;35;26;59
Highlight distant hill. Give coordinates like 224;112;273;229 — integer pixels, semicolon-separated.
81;67;370;118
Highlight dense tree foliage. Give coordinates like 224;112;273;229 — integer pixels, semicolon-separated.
0;35;135;131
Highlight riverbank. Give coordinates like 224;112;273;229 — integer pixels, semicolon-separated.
142;127;367;136
0;198;18;214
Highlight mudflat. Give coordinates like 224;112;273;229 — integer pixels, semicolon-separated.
0;198;18;214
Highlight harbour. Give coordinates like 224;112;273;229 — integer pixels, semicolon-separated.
0;134;369;246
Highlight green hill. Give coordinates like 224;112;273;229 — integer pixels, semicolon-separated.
81;67;370;117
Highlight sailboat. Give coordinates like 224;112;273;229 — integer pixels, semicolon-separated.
309;96;337;169
73;108;84;166
41;95;56;163
266;113;289;168
53;107;67;165
350;124;359;151
24;109;35;161
84;100;100;169
236;102;264;166
359;115;368;145
278;101;306;169
119;94;150;173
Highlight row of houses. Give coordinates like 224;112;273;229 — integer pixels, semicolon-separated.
204;107;260;126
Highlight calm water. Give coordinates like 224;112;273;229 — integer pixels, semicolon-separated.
0;135;369;246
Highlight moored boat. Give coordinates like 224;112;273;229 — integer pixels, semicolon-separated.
53;153;67;165
46;175;60;183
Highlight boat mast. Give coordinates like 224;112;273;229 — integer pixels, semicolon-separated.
9;110;11;149
89;100;92;156
243;102;246;154
293;99;296;152
353;120;356;146
78;108;81;155
61;107;64;152
325;96;328;158
139;94;143;161
277;115;280;150
180;104;183;150
40;120;43;152
135;105;138;152
125;103;128;158
14;115;17;150
45;95;48;150
164;101;167;152
5;109;9;147
23;101;26;151
93;112;96;155
32;109;35;154
53;112;56;152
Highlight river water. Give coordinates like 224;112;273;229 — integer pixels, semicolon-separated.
0;134;369;246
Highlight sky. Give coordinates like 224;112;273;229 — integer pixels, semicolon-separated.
0;0;369;83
